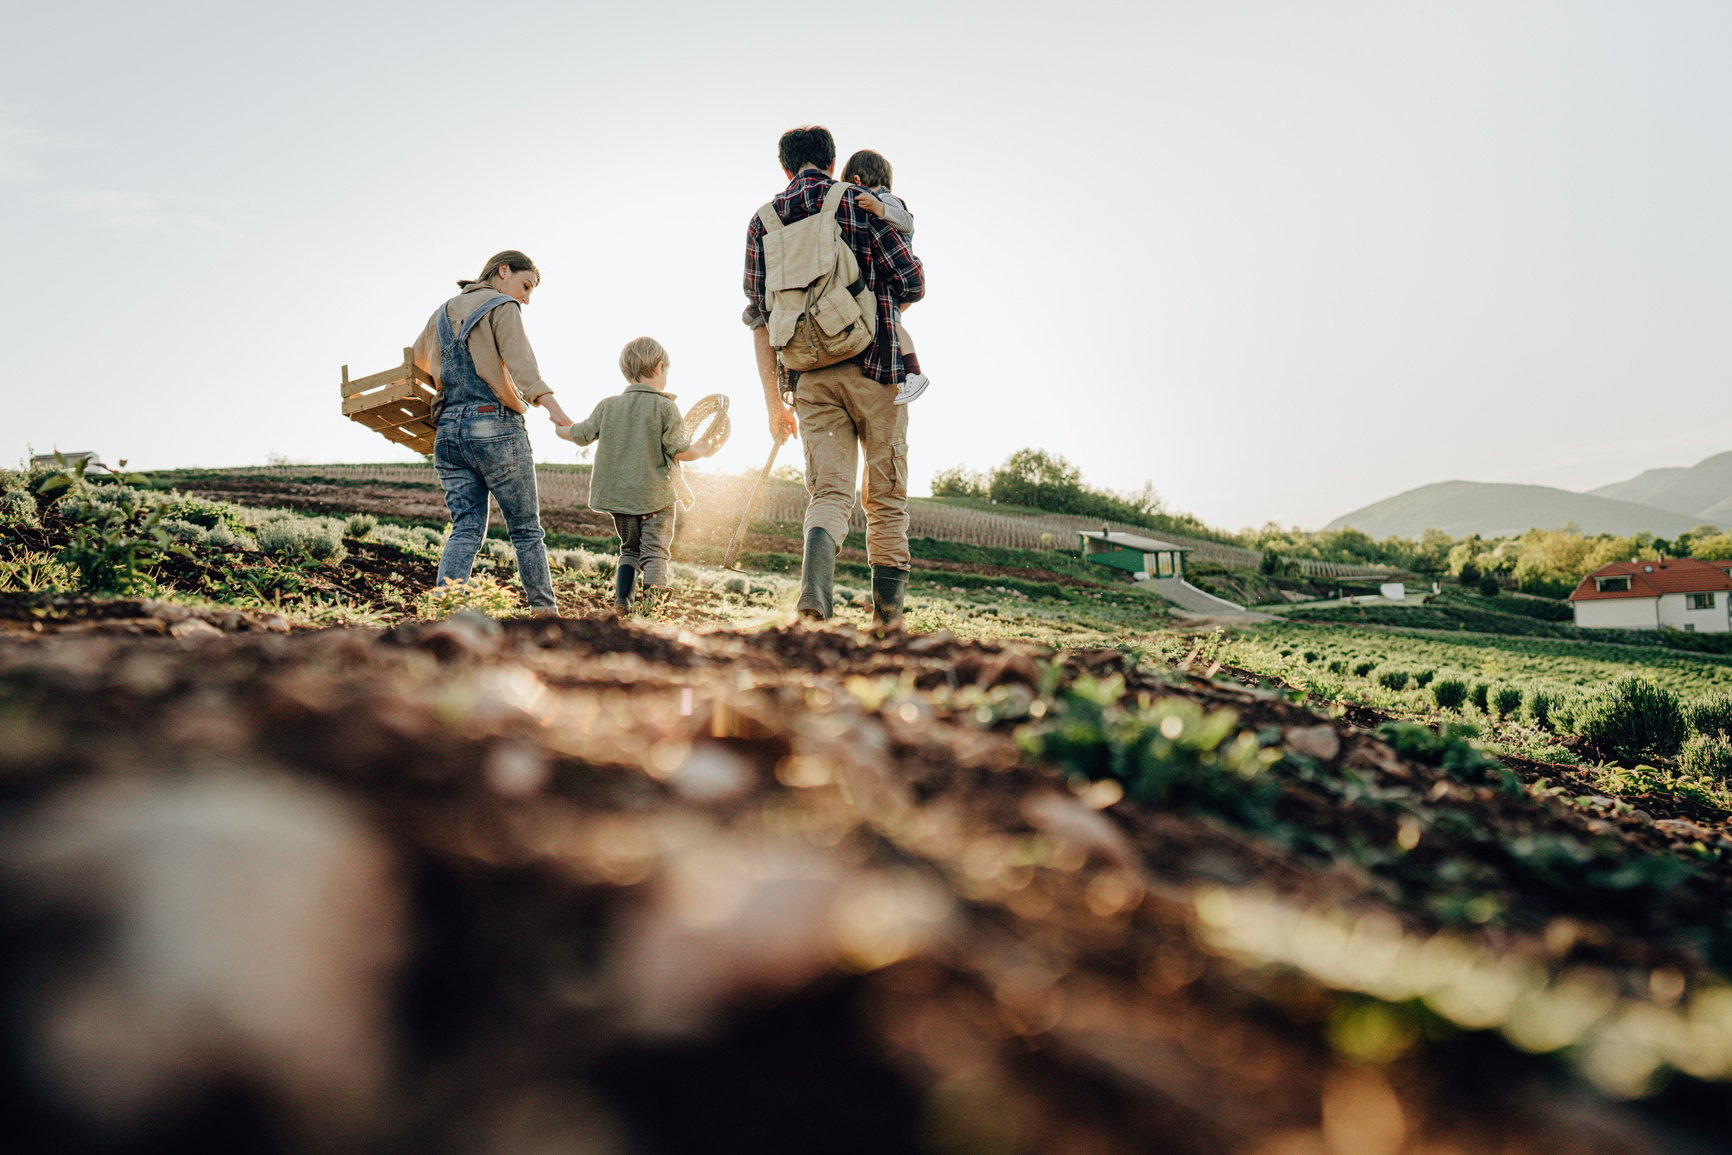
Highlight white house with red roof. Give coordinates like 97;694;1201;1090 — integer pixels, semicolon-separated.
1567;558;1732;632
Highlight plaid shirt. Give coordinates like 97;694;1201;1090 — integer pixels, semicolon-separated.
743;170;925;385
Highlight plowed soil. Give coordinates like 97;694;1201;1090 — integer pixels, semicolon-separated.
2;599;1729;1154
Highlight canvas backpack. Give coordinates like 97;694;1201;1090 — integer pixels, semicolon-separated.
757;181;877;372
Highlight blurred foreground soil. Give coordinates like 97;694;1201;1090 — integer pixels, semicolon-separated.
1;601;1728;1154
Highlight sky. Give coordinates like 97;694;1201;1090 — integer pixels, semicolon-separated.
3;0;1729;532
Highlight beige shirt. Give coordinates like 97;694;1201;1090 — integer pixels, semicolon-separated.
411;282;552;414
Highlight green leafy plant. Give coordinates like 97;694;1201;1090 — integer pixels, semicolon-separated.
31;459;193;595
256;519;348;565
1578;676;1686;761
1431;678;1469;710
415;574;523;618
1523;685;1555;729
1679;733;1732;779
1018;675;1280;826
1686;693;1732;740
345;513;378;539
0;487;39;527
1492;684;1524;718
1377;720;1518;792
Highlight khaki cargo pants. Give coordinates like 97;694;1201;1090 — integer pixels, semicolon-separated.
794;361;910;570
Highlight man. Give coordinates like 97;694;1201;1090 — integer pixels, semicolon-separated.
743;125;926;626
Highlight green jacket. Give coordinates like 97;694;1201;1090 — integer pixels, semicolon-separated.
562;383;692;515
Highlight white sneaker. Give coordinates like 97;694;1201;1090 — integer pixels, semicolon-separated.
893;373;930;405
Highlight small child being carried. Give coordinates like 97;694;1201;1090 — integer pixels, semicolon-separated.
557;336;718;613
841;148;929;406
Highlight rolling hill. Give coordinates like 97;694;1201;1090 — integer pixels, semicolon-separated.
1327;450;1732;538
1323;479;1705;539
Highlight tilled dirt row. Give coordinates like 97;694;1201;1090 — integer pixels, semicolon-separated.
0;611;1727;1154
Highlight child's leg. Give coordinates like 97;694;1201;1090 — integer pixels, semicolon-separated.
611;513;644;608
894;316;921;377
636;507;677;589
891;315;927;405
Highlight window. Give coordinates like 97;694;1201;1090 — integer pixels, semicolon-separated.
1596;577;1630;593
1688;593;1716;610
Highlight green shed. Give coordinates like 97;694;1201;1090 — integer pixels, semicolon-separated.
1078;530;1190;579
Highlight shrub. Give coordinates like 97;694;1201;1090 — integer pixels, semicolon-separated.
1458;562;1480;587
345;514;378;539
1578;676;1686;760
1679;733;1732;779
157;518;210;544
1432;678;1469;710
160;497;245;534
0;488;38;527
1302;651;1319;663
1376;669;1410;691
1352;661;1375;678
1549;692;1585;735
207;522;259;552
1492;685;1524;718
1687;693;1732;739
1470;681;1490;711
1413;669;1436;688
1524;685;1555;729
1327;659;1346;674
1478;575;1501;597
256;519;348;564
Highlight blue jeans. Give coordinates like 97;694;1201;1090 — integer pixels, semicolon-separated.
611;508;676;587
433;403;556;610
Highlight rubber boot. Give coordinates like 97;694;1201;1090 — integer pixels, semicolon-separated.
614;563;637;613
871;565;909;629
796;527;836;620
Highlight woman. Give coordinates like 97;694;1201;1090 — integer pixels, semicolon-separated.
412;250;573;615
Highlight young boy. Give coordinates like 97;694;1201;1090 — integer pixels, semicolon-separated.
557;337;717;613
840;148;929;405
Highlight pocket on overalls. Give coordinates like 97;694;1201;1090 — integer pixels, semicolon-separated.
466;414;520;443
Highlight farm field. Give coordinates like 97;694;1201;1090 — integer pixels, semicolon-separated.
5;462;1732;1152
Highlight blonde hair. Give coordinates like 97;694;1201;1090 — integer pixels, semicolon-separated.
619;336;669;383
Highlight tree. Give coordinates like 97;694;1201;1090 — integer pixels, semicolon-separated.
930;466;987;499
987;449;1083;509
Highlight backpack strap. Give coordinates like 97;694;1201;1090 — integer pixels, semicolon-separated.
757;202;781;232
456;293;516;341
820;180;848;219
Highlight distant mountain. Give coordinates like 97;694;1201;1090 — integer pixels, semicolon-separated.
1324;480;1704;539
1587;450;1732;522
1587;466;1689;509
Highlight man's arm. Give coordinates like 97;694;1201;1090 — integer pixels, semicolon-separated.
743;214;797;444
754;325;796;444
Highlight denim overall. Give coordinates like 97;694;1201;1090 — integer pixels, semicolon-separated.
431;294;556;610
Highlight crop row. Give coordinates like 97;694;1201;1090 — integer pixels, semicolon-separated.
242;465;1394;578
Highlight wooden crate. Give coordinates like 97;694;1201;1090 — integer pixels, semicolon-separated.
341;347;438;454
